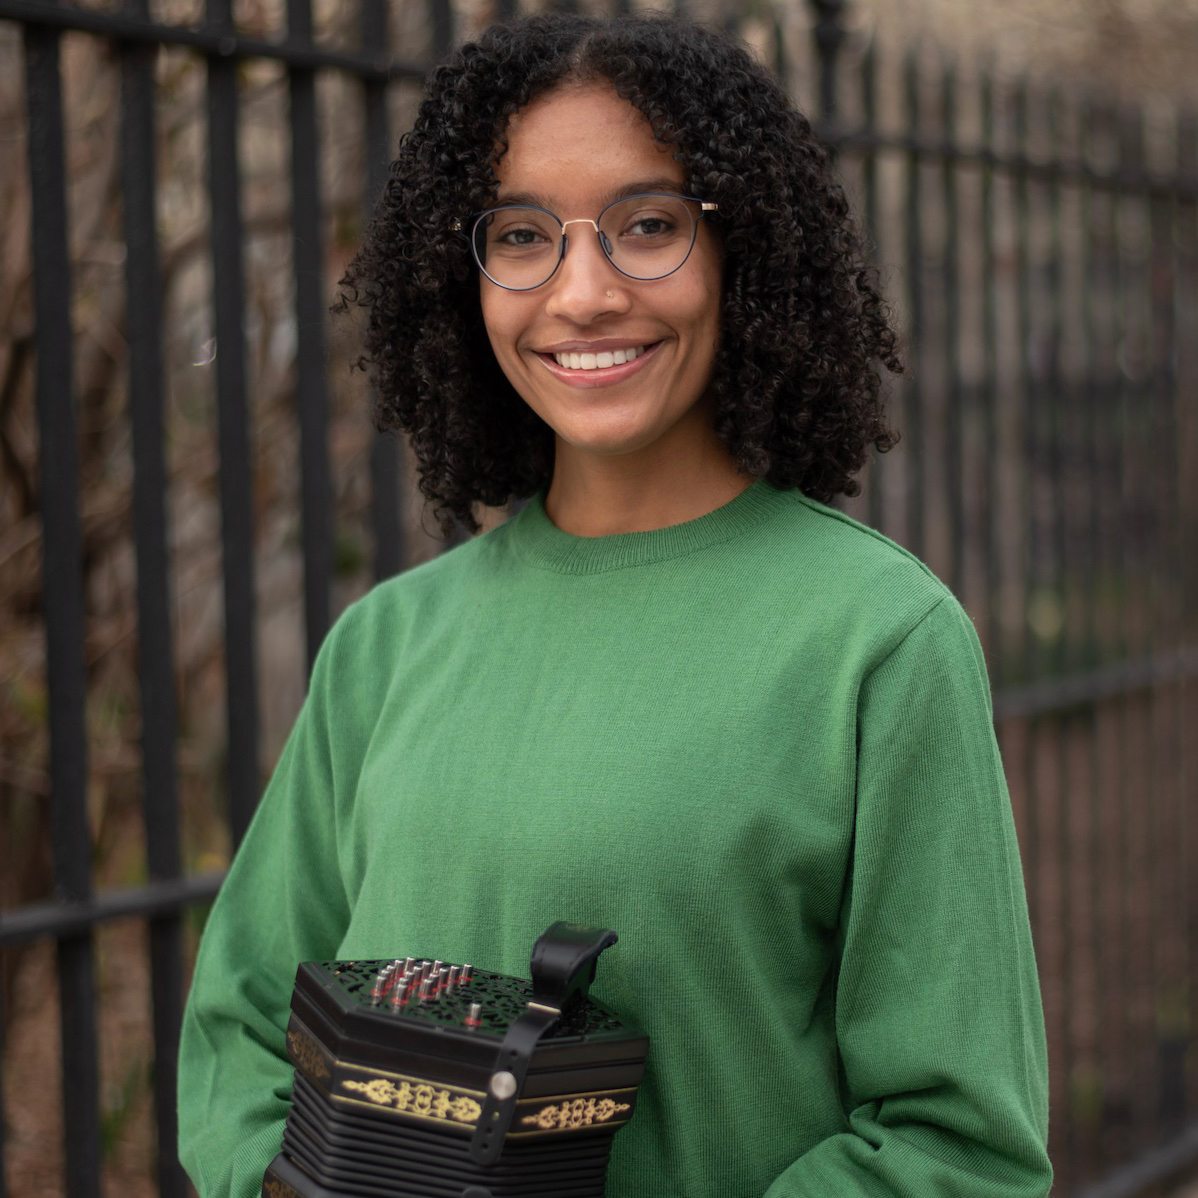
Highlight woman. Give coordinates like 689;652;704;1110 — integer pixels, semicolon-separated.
179;14;1052;1198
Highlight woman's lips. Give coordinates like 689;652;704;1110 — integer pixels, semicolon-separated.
535;341;662;389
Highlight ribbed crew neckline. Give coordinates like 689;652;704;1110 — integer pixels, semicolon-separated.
507;478;794;574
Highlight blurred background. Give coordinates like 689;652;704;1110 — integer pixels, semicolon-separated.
0;0;1195;1195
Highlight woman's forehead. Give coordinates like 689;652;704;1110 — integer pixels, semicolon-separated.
495;82;684;205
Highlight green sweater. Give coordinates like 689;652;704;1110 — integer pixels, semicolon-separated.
178;481;1052;1198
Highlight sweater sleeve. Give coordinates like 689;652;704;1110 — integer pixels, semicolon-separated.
177;618;357;1198
764;595;1052;1198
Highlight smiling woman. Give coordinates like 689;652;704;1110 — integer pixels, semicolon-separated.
331;12;908;537
177;14;1053;1198
478;84;734;532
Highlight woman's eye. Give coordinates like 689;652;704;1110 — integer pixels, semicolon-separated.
625;216;675;238
496;226;549;248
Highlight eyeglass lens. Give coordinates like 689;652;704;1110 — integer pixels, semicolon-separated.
472;195;701;291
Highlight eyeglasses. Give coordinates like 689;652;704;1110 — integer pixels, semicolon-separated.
464;193;717;292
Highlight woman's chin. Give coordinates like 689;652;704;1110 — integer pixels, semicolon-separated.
553;421;667;462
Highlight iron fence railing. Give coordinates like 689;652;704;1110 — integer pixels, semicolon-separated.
826;31;1197;1194
0;1;1194;1196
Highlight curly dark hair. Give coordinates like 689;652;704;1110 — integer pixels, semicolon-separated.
338;12;901;533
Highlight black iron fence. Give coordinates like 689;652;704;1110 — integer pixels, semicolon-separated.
0;0;1194;1196
822;30;1198;1196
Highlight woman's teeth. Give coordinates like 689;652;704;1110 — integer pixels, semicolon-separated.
552;345;645;371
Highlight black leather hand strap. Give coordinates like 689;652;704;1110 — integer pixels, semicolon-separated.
530;921;618;1011
469;1005;558;1164
467;922;619;1166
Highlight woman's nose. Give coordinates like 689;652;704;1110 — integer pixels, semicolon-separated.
543;230;629;321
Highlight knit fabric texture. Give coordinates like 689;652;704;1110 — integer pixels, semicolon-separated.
178;480;1052;1198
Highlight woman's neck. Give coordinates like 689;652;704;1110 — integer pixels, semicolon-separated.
544;435;751;537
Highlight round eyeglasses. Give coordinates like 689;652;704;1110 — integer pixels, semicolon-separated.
467;193;717;292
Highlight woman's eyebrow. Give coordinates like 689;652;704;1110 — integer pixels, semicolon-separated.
492;179;691;211
604;179;691;203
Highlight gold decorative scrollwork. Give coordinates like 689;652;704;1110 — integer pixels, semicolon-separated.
341;1077;481;1126
285;1029;331;1081
519;1096;631;1131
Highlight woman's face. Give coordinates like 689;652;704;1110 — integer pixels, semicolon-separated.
479;83;722;471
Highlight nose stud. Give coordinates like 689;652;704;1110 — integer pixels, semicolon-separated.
605;290;615;298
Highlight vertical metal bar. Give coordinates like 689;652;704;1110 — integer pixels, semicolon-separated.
861;36;883;535
1043;87;1076;1181
118;6;186;1194
206;0;260;845
23;21;102;1198
1093;100;1133;1168
1113;103;1144;1159
1079;92;1108;1180
809;0;846;128
1013;79;1036;685
1045;90;1067;681
1176;107;1198;1131
1057;709;1078;1190
429;0;454;54
362;0;405;581
980;67;1001;681
903;46;924;558
860;35;879;266
1079;101;1102;677
941;56;963;598
1012;77;1039;941
288;0;332;672
769;12;786;85
1044;91;1066;651
1147;103;1184;1137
